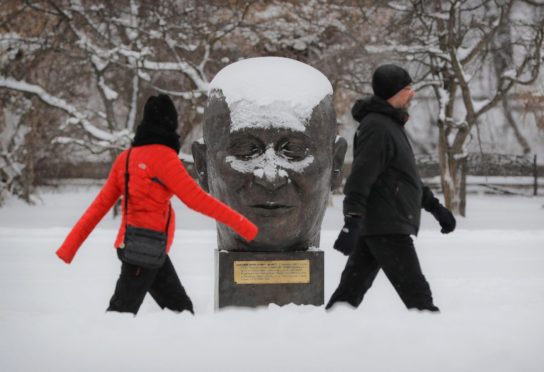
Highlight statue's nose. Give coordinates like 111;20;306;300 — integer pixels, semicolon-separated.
253;168;289;190
251;147;289;190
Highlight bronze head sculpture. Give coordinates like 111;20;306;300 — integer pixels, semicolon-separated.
192;57;347;252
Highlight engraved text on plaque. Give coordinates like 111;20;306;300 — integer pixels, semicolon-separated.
233;260;310;284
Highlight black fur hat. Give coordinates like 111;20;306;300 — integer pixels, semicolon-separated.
371;64;412;100
132;94;180;153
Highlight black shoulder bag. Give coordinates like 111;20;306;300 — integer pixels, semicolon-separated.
120;148;171;269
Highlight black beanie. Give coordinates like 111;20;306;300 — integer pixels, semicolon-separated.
132;94;181;153
371;64;412;100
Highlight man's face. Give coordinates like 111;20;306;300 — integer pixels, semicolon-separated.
389;85;416;110
193;96;346;252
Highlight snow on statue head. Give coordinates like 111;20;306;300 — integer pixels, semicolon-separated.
192;57;347;252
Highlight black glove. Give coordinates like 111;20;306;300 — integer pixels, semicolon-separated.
428;203;456;234
333;215;363;256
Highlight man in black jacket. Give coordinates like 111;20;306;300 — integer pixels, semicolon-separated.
326;64;456;312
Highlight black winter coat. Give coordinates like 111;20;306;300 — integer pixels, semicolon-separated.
343;96;436;236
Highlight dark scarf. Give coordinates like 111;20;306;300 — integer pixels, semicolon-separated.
351;95;409;126
132;125;181;153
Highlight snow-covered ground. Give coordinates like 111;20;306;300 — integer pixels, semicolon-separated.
1;184;543;372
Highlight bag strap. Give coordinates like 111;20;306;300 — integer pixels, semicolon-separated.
124;148;132;233
124;148;171;234
165;204;172;234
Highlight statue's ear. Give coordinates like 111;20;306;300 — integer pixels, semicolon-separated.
191;140;209;192
331;136;348;191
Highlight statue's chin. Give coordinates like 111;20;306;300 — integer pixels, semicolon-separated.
221;234;310;252
247;241;309;252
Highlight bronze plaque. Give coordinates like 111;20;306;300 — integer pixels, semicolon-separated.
234;260;310;284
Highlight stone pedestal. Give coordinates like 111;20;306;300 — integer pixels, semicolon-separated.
215;250;324;309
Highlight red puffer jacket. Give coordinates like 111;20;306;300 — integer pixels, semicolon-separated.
56;144;258;264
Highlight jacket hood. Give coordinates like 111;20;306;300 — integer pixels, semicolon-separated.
351;95;409;126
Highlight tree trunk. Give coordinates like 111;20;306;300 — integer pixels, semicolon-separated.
21;113;36;204
440;153;467;216
22;146;32;203
438;123;467;216
502;96;531;154
491;13;531;155
459;156;467;216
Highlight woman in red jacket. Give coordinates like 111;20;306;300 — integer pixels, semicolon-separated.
56;94;258;315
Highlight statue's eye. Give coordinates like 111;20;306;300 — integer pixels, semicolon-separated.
278;140;308;161
230;141;263;160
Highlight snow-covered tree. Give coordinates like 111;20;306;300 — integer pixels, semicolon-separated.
0;0;252;204
1;0;542;211
365;0;544;215
1;0;256;148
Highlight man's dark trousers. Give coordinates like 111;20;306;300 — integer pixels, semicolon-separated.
326;235;438;311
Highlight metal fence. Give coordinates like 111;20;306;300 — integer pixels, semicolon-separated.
38;152;541;196
415;153;541;196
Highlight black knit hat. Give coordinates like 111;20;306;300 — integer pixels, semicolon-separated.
132;94;181;153
371;64;412;100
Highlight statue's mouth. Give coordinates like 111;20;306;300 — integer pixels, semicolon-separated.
250;202;293;210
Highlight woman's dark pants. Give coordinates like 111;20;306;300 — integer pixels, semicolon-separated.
107;250;194;315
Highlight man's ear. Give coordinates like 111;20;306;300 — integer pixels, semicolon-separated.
191;140;209;192
331;136;348;191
